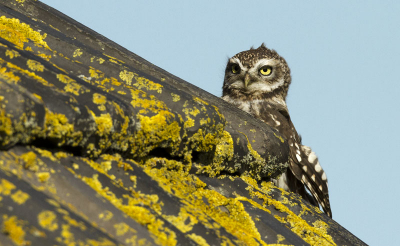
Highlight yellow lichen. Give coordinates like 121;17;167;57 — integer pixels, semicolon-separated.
63;215;86;231
73;48;83;57
5;49;20;59
99;210;113;221
1;57;49;85
0;16;49;50
241;131;269;180
132;76;163;93
215;130;234;161
80;174;177;246
114;222;129;236
182;105;201;129
37;172;50;183
171;93;180;102
38;51;52;61
0;179;16;195
45;110;80;144
164;207;198;233
273;132;285;143
184;117;194;128
0;107;14;140
190;126;223;153
2;215;29;246
134;113;181;156
54;152;69;159
56;73;74;84
56;74;84;96
188;233;210;246
18;151;38;171
57;224;74;245
90;111;113;137
119;70;134;85
92;93;107;112
197;130;235;177
277;234;285;243
130;175;137;188
103;53;125;64
0;64;21;85
89;67;103;79
182;106;200;117
10;190;30;205
130;88;170;115
33;148;58;161
65;82;83;96
199;118;209;125
38;210;59;231
97;58;105;64
241;177;336;246
26;59;44;72
143;158;265;246
49;24;60;32
193;97;209;105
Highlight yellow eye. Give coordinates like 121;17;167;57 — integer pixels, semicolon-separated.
259;66;272;76
231;64;240;74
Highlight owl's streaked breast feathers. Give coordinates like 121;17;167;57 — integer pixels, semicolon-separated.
222;44;332;218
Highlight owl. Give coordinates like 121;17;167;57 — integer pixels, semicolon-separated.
222;44;332;218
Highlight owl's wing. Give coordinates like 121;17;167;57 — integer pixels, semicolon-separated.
277;106;332;218
259;102;332;217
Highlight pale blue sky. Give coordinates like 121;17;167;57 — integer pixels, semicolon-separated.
41;1;400;245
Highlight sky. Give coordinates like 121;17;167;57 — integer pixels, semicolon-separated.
40;1;400;245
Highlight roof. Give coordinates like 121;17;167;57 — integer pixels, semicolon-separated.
0;1;367;245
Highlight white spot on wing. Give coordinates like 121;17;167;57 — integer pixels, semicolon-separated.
314;162;322;172
302;166;308;172
321;172;327;181
319;185;323;191
308;151;317;163
311;174;315;181
269;114;281;126
296;154;302;162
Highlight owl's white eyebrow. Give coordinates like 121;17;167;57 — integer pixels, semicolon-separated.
252;58;277;69
229;57;245;70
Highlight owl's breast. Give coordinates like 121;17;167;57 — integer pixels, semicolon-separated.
249;100;295;138
222;95;292;133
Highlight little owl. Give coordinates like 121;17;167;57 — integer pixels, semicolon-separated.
222;44;332;217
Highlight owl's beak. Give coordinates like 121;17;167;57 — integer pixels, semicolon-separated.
244;73;251;89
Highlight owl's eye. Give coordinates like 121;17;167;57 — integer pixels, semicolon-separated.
259;66;272;76
231;64;240;74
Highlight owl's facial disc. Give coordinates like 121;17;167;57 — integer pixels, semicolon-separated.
226;58;284;96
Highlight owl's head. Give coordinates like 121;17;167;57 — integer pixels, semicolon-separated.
222;44;291;101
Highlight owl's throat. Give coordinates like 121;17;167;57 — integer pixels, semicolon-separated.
223;85;287;102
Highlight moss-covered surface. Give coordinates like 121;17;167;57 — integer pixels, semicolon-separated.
0;1;367;245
